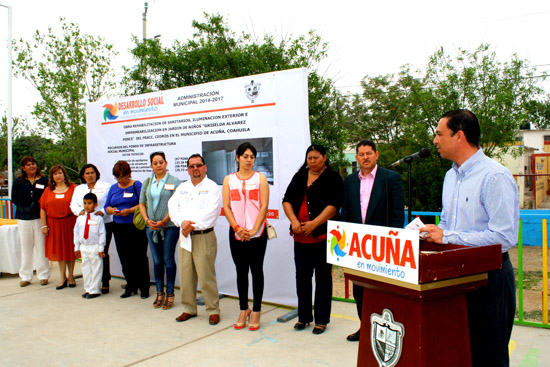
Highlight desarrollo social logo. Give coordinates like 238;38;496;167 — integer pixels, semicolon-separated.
328;227;348;260
103;103;119;121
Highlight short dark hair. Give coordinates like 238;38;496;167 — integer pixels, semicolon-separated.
20;156;43;179
236;142;257;158
83;192;98;204
356;139;377;154
112;160;132;178
79;164;101;183
441;109;480;147
150;151;166;163
187;154;205;166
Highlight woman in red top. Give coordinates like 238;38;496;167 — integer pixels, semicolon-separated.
40;165;77;289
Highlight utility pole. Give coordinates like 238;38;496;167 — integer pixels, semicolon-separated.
142;2;148;41
0;3;12;198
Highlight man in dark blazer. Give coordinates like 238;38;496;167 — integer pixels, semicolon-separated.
341;139;405;341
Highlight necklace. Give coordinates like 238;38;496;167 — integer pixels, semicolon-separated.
309;166;326;176
54;184;68;191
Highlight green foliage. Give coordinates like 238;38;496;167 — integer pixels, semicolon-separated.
0;115;34;171
346;44;550;211
12;18;117;175
122;13;347;163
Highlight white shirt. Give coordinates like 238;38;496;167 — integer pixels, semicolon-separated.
168;176;222;231
70;181;113;223
73;212;106;252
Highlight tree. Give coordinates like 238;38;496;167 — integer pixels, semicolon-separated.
346;44;550;211
12;18;117;175
123;13;347;164
0;115;34;170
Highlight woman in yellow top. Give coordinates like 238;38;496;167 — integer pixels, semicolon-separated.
222;142;269;331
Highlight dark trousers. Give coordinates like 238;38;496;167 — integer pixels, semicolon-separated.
146;226;179;294
294;240;333;325
229;228;268;312
466;254;516;367
112;222;150;293
101;221;114;285
352;283;364;320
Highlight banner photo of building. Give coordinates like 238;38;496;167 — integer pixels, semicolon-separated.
86;68;310;306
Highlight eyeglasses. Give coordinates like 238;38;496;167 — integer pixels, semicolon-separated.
188;164;204;169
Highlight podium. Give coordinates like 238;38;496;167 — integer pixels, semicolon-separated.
345;241;502;367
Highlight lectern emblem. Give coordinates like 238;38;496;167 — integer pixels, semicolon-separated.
370;309;405;367
244;80;260;102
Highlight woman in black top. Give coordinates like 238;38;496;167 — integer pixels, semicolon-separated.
282;144;343;335
11;156;50;287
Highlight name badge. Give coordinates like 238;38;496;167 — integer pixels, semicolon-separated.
123;192;133;198
245;183;256;191
92;188;103;194
55;194;64;199
36;184;45;189
165;184;175;190
87;219;98;226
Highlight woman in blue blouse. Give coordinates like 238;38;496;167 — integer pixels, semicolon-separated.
138;152;180;310
105;160;150;299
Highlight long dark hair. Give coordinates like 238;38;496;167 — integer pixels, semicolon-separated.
298;144;330;174
48;165;73;190
235;142;257;171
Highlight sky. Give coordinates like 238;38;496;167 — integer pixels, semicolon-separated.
0;0;550;121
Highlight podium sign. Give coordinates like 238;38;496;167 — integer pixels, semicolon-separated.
326;220;420;284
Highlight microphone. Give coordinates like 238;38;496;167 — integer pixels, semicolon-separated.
390;148;431;167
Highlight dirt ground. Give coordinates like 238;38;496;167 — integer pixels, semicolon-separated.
333;246;550;321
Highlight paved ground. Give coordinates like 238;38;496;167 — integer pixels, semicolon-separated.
1;263;549;367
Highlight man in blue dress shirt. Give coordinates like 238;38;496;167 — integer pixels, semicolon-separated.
421;109;519;367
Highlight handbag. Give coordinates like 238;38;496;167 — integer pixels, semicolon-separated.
266;221;277;240
133;178;150;230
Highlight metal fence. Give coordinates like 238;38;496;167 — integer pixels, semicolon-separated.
2;198;548;328
337;210;550;329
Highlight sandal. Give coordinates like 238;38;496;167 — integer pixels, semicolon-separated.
234;309;252;329
312;324;327;335
294;321;310;330
162;293;175;310
153;292;165;308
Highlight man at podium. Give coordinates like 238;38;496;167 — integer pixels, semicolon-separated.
341;139;405;342
421;109;519;367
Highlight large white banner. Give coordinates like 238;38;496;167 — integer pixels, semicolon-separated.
86;68;310;306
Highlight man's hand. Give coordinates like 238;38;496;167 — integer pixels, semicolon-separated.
180;220;196;237
419;224;444;244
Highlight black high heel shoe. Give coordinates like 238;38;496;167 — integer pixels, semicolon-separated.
56;280;68;290
294;322;310;330
120;290;137;298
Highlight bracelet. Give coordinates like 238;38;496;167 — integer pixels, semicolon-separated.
42;225;48;229
234;225;241;231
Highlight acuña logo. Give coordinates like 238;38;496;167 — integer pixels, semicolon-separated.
328;226;348;260
103;103;119;121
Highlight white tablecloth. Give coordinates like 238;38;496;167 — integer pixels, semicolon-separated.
0;224;21;274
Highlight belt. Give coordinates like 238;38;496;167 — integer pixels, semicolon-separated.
502;252;510;262
191;227;214;235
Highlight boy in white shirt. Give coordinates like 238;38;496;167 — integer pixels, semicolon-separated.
74;193;106;299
